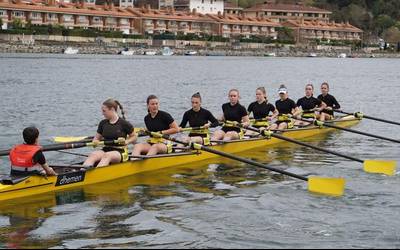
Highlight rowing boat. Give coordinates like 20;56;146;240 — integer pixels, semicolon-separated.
0;115;361;201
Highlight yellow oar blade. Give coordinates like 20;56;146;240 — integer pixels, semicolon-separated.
363;160;397;176
308;176;346;197
53;136;88;143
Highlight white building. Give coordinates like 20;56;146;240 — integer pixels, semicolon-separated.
174;0;224;15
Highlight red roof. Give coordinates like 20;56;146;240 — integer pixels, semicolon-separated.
285;19;363;33
244;3;332;14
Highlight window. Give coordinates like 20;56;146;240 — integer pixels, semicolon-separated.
79;16;87;22
93;17;102;22
0;10;4;16
31;12;40;18
13;11;24;17
201;0;204;3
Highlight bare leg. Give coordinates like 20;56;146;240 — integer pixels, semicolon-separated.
211;130;226;141
269;124;278;130
223;131;240;141
97;151;122;167
147;143;168;156
132;143;152;159
83;150;105;167
278;123;288;130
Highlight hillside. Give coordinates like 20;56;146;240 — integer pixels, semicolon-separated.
236;0;400;42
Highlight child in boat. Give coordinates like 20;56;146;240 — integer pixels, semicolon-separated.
9;127;56;176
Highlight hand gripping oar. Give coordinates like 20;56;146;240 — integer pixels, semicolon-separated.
180;126;208;132
149;132;346;197
0;140;123;157
234;123;397;176
335;110;400;127
304;118;400;144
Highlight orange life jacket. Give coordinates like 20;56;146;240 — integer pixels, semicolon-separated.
9;144;42;168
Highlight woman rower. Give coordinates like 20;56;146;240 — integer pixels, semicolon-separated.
83;99;137;168
270;85;299;130
296;83;327;122
247;87;278;129
318;82;341;121
212;89;250;141
179;92;219;145
132;95;179;156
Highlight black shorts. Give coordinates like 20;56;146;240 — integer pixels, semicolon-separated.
222;127;241;133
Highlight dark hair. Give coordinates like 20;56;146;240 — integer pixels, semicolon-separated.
192;92;202;101
23;127;39;145
147;95;158;105
306;83;314;90
103;98;126;120
321;82;330;89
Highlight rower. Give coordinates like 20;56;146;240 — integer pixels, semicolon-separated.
247;87;278;129
179;92;219;145
269;85;299;130
212;89;250;141
83;99;137;168
132;95;179;156
9;127;56;176
296;83;327;124
318;82;341;121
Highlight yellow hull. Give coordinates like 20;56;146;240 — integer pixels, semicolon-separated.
0;116;361;202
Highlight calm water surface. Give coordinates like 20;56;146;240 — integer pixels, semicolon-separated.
0;54;399;248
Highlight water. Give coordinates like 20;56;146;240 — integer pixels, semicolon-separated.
0;54;399;248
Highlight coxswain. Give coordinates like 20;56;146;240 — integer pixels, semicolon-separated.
179;92;219;145
269;85;299;130
318;82;341;121
83;99;137;168
212;89;250;141
9;127;56;176
132;95;179;156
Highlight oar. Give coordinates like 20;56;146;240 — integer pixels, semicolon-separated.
335;110;400;126
54;128;148;143
0;140;122;157
181;126;207;132
228;122;397;176
304;118;400;144
149;132;346;197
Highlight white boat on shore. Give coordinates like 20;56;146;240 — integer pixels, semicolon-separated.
144;50;157;56
119;48;135;56
161;47;174;56
184;50;197;56
338;53;347;58
63;47;79;55
264;52;276;57
308;53;317;57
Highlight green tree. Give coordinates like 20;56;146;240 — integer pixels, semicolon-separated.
374;14;396;35
11;18;23;29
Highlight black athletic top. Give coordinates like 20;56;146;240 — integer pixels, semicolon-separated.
248;101;276;119
145;110;175;133
222;102;247;133
318;94;341;116
275;98;297;115
180;108;219;128
297;96;322;113
97;118;134;140
33;151;46;165
97;118;134;151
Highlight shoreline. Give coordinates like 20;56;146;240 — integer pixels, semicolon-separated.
1;36;399;58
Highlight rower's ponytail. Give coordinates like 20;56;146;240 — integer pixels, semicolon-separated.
115;100;126;120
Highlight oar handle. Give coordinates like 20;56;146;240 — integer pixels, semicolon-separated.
181;126;207;132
